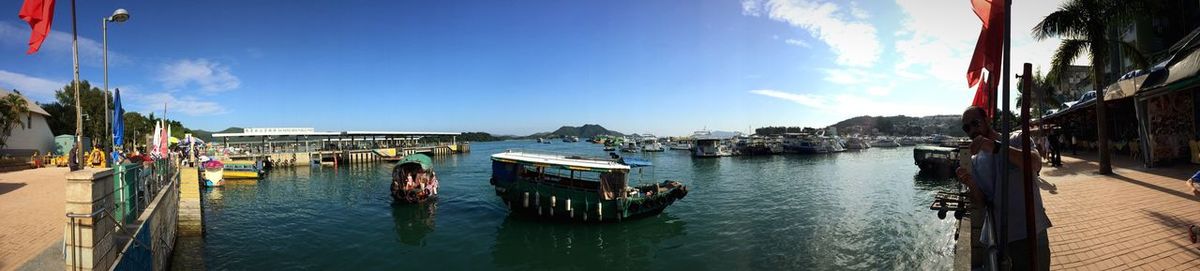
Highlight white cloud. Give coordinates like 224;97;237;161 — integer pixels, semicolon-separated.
744;0;882;67
784;38;811;48
849;2;870;20
137;92;227;116
892;0;1071;91
751;89;953;117
0;21;130;67
866;85;892;96
0;70;65;102
158;59;241;93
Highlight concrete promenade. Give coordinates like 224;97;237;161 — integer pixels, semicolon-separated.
1040;152;1200;270
0;168;67;271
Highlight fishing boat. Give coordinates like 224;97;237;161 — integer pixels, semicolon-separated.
201;160;225;187
489;150;688;222
390;154;439;203
914;146;961;176
223;161;264;179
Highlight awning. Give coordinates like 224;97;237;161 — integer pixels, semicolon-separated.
399;153;432;170
1103;72;1149;101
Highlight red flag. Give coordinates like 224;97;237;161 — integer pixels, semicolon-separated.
17;0;55;55
966;0;1005;117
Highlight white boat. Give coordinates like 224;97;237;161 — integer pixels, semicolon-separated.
823;137;846;153
641;135;665;152
872;137;902;147
693;137;730;157
620;141;640;153
845;137;871;149
669;141;693;150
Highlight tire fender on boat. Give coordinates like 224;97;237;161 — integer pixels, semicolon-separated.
550;196;556;216
597;202;603;221
523;192;529;208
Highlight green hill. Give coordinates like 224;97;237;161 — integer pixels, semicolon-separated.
526;124;624;139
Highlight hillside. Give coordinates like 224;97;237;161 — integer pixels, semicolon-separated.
757;115;965;137
526;124;624;139
189;127;243;141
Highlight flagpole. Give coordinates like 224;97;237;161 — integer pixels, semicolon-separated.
70;0;83;165
996;0;1012;268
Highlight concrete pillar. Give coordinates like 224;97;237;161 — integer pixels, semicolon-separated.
64;168;118;271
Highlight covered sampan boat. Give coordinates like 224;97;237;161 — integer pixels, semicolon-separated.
391;154;439;203
489;150;688;222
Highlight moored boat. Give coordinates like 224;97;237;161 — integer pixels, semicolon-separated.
620;141;640;153
223;161;264;179
391;154;439;203
845;137;871;149
693;137;730;157
201;160;225;187
489;150;688;222
641;135;664;152
914;146;961;177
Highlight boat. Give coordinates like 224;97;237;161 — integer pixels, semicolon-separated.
914;146;961;177
641;135;664;152
736;135;778;155
845;137;871;149
562;136;580;143
693;137;730;157
822;137;846;153
390;154;439;203
898;137;919;146
620;141;640;153
489;150;688;222
201;160;225;187
669;139;693;150
603;145;617;152
223;161;264;179
537;138;546;144
783;133;827;154
872;137;902;148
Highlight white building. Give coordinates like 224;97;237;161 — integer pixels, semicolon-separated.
0;89;54;154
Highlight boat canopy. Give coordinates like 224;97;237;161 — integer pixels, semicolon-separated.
399;153;433;170
619;157;653;167
491;150;630;172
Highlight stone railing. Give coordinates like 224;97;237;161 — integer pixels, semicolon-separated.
64;157;179;271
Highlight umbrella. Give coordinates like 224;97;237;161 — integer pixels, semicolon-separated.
111;88;124;164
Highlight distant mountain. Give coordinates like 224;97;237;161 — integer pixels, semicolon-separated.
526;124;624;139
189;127;242;142
755;115;965;137
828;115;965;137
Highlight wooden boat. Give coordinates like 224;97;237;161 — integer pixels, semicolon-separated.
914;146;961;177
391;154;439;203
489;150;688;222
223;161;264;179
201;160;225;187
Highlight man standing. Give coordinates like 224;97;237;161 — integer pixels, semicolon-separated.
955;106;1053;270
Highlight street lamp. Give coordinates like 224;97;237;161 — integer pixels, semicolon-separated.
103;8;129;153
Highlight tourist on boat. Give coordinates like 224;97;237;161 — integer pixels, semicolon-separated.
954;106;1052;270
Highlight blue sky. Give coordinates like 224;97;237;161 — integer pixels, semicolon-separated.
0;0;1068;136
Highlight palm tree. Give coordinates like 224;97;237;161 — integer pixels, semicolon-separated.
0;93;31;149
1017;69;1064;119
1033;0;1150;174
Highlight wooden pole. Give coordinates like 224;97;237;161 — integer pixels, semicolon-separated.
1021;63;1038;269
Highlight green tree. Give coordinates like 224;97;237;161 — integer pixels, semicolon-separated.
1017;68;1063;119
0;93;30;149
1033;0;1149;174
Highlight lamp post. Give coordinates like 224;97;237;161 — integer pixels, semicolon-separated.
103;8;130;153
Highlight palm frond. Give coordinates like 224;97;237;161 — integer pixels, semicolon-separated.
1049;39;1090;80
1033;0;1091;40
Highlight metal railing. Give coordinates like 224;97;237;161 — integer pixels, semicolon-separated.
64;208;150;271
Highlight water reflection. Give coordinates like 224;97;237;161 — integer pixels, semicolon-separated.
490;214;686;270
392;202;438;246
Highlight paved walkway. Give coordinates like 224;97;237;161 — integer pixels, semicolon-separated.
0;168;67;271
1039;152;1200;270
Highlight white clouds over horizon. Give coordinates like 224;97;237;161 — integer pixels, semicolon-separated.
0;21;130;67
745;0;1072;124
158;59;241;93
0;70;65;103
743;0;882;67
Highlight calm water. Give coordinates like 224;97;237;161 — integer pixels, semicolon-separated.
198;141;959;270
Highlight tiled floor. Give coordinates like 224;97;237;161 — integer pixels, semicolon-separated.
0;167;67;271
1038;152;1200;270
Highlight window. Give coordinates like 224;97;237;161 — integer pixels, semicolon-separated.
26;114;31;129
